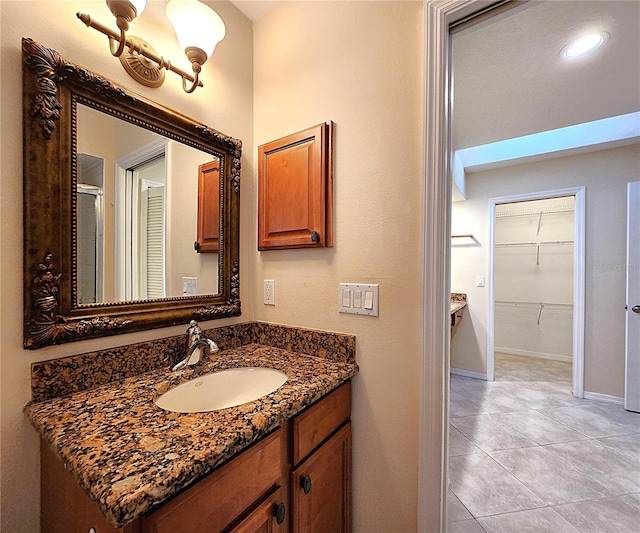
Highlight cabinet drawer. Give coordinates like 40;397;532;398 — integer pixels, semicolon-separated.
292;381;351;465
142;428;283;533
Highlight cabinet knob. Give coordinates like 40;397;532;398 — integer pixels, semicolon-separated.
274;502;286;525
194;240;200;251
311;231;320;243
301;474;312;494
633;305;640;313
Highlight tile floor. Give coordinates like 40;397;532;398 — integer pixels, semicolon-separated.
447;353;640;533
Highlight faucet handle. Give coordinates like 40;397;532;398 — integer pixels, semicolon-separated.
187;320;202;335
186;320;204;347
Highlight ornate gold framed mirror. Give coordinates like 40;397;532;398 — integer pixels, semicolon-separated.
22;38;241;349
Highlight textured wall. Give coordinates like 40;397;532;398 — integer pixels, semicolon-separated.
253;3;424;531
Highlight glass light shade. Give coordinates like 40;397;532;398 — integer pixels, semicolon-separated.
129;0;147;17
166;0;226;60
106;0;147;19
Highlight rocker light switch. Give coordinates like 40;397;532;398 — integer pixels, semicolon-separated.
341;288;351;307
364;291;374;310
339;283;379;316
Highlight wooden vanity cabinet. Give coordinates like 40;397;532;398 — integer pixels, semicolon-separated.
141;429;287;533
290;381;352;533
40;382;351;532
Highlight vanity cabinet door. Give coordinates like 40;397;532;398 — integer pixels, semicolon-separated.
291;422;351;533
228;486;288;533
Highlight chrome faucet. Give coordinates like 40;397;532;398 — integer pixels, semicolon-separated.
171;320;219;371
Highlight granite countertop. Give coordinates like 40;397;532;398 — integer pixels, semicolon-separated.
451;292;468;315
25;343;358;528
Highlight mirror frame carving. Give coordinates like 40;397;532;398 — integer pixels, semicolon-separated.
22;38;241;350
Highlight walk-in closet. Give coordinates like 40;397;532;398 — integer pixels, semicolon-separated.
494;196;575;380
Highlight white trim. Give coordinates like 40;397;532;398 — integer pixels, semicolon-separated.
584;391;625;405
420;1;480;531
487;187;586;399
114;139;167;300
450;368;488;381
494;348;572;364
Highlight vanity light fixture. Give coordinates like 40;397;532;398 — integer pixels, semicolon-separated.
562;32;609;59
77;0;226;93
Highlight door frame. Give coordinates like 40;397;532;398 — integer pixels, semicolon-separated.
487;187;586;396
420;1;529;530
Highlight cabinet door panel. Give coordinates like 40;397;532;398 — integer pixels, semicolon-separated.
228;487;288;533
291;422;351;533
196;160;220;253
258;123;333;250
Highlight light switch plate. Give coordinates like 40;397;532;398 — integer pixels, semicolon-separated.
182;276;198;295
339;283;379;316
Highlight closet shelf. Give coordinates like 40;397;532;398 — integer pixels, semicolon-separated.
495;206;574;218
495;240;574;247
495;300;573;308
495;300;573;325
495;240;573;265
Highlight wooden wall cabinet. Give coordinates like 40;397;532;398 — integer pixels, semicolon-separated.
195;160;220;253
258;123;333;250
40;382;351;533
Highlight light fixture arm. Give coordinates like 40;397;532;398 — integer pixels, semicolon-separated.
182;46;207;94
77;12;204;90
109;25;128;57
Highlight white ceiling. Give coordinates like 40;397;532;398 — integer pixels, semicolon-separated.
226;0;639;152
229;0;280;21
452;1;640;150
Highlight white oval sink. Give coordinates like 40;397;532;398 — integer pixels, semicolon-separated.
155;367;287;413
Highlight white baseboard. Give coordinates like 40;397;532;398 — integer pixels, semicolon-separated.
450;368;488;381
494;347;572;364
583;391;624;405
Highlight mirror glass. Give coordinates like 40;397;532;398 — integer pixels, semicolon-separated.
76;104;220;304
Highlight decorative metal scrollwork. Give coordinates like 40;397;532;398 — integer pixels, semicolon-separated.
25;254;132;349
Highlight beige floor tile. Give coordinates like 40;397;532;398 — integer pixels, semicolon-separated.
619;492;640;511
545;439;640;494
489;446;613;505
449;355;640;533
449;426;483;456
477;507;580;533
451;414;537;452
449;453;544;517
597;433;640;461
448;489;474;522
542;405;635;438
494;410;588;445
447;519;487;533
554;496;640;533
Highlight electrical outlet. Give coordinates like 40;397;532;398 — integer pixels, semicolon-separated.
264;280;275;305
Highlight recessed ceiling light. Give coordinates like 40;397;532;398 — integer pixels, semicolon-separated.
562;32;609;59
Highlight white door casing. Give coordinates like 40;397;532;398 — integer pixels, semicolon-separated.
625;181;640;412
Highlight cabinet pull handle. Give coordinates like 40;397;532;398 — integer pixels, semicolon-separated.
301;474;312;494
311;231;319;243
274;502;286;525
